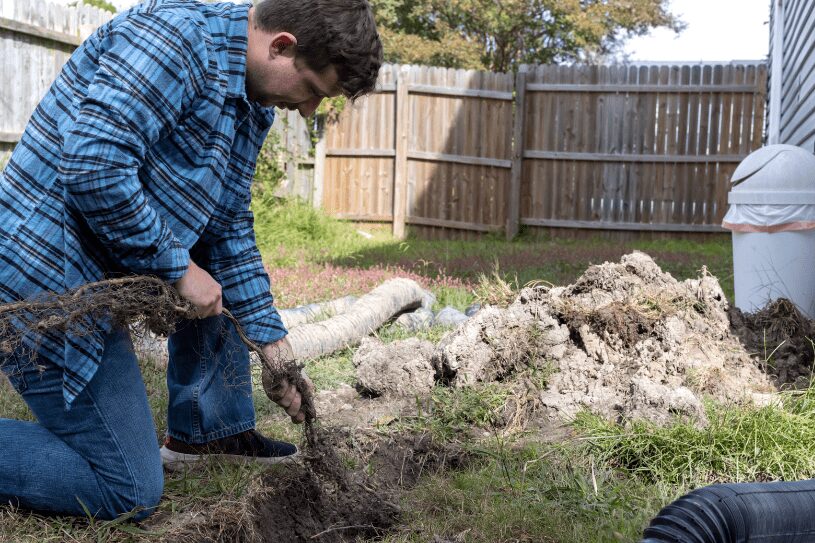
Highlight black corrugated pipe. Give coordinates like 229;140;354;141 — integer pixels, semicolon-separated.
642;479;815;542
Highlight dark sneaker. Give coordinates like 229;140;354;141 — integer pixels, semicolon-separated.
160;429;299;470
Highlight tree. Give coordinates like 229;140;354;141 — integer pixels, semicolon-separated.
371;0;684;72
75;0;117;13
373;0;486;69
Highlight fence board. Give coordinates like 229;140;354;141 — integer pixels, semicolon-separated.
321;63;514;239
0;0;111;164
514;61;765;236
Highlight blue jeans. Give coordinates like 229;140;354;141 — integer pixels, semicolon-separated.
0;315;255;520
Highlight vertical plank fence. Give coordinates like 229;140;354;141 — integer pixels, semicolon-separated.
519;62;767;235
314;62;766;240
0;0;111;162
321;64;515;240
1;4;768;242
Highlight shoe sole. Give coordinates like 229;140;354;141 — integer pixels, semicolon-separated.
160;445;300;471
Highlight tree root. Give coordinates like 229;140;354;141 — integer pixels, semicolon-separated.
0;276;317;433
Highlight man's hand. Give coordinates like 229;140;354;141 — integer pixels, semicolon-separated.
174;260;223;318
261;338;314;424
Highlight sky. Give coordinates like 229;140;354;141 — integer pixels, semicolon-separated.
623;0;772;62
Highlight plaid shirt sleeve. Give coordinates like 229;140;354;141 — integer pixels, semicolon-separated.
204;202;288;346
58;10;210;282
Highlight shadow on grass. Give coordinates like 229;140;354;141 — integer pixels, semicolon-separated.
324;229;735;302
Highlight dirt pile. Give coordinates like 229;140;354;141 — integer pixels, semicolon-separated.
433;252;773;425
353;337;436;396
729;298;815;388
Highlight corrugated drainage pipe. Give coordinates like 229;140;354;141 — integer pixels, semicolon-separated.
642;479;815;542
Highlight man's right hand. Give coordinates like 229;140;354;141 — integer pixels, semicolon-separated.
174;260;223;318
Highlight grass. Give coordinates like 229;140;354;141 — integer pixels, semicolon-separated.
574;386;815;486
382;442;677;543
4;351;812;542
256;199;735;313
396;383;513;441
0;199;744;541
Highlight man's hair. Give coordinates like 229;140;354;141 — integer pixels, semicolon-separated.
253;0;383;100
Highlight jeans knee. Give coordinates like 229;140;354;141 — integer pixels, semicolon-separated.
98;455;164;520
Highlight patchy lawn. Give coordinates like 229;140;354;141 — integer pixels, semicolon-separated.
1;201;751;542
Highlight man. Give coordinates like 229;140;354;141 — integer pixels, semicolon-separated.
0;0;382;521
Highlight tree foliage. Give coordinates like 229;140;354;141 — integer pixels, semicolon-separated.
77;0;117;13
371;0;684;72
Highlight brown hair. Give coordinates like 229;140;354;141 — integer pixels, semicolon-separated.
252;0;383;100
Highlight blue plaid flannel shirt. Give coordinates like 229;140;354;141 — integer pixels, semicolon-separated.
0;0;288;407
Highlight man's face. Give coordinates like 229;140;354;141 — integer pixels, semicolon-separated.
245;21;342;117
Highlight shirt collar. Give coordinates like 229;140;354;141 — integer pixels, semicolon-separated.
222;2;250;99
222;3;276;127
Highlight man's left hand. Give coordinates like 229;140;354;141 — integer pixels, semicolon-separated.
261;338;313;424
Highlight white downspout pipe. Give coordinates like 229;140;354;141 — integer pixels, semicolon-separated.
768;0;784;145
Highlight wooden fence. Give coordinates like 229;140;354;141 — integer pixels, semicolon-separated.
0;0;111;161
1;0;768;240
519;63;767;235
321;65;515;239
314;62;767;239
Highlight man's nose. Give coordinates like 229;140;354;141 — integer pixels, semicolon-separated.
298;96;323;117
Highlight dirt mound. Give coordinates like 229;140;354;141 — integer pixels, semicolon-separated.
435;252;773;426
353;337;436;396
729;299;815;388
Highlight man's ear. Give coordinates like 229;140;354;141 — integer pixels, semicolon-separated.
269;32;297;58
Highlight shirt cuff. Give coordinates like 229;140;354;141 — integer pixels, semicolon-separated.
149;239;190;283
240;307;289;346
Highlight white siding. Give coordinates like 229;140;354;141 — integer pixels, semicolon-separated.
769;0;815;150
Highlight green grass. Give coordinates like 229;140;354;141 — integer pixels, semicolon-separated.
383;441;677;543
396;384;512;441
253;197;372;267
253;199;735;303
0;199;742;541
302;347;357;390
383;383;815;542
574;385;815;486
0;375;33;422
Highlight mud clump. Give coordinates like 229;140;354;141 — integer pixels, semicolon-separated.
434;252;773;426
729;298;815;388
354;337;436;396
251;432;400;543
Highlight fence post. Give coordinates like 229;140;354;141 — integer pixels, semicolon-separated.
283;110;298;196
507;67;528;240
393;65;410;239
313;127;326;209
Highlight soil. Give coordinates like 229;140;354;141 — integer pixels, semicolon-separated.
353;337;436;396
134;252;815;541
148;428;465;543
433;252;774;426
729;298;815;388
